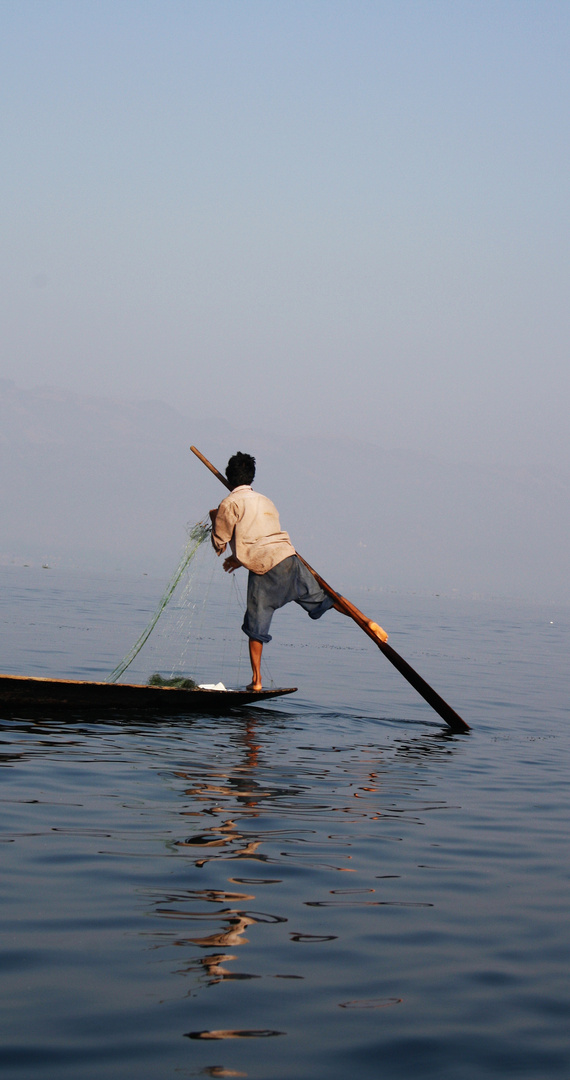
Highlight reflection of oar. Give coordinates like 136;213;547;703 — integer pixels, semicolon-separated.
190;446;470;733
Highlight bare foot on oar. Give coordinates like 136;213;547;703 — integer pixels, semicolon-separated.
246;681;263;691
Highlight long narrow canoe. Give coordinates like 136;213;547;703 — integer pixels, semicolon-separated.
0;674;297;714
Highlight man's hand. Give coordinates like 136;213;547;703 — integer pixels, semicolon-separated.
223;555;241;574
209;508;218;526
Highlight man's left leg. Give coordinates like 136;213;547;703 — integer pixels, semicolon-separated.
247;639;263;692
243;558;308;689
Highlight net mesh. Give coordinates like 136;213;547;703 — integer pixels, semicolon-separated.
107;520;212;683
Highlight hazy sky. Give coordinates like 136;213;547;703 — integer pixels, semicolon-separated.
2;0;569;467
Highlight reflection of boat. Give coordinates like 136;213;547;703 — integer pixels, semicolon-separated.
0;674;297;714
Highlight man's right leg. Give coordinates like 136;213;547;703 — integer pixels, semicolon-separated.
247;639;263;691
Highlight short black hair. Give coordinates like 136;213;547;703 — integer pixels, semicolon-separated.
226;452;255;488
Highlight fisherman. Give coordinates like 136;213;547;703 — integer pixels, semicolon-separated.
210;452;335;690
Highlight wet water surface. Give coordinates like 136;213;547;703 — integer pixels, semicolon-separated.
0;567;569;1078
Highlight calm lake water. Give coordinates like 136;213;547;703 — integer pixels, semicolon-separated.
1;561;569;1080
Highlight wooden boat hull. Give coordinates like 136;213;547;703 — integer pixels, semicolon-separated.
0;674;297;715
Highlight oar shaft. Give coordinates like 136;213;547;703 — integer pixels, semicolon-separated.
190;446;231;490
190;445;470;732
295;554;388;647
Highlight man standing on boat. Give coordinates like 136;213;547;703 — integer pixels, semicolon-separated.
210;452;335;690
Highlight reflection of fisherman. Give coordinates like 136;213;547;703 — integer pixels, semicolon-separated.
210;452;335;691
188;911;256;949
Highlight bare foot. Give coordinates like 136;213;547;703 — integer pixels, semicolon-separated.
246;681;262;692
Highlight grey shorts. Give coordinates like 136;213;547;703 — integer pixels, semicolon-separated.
242;555;335;643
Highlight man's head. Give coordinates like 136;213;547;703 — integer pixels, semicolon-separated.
226;452;256;489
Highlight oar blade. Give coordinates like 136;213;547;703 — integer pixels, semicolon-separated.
378;640;470;732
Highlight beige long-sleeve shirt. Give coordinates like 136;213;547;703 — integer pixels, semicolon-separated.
211;485;295;574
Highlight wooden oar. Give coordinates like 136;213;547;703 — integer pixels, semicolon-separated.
190;445;470;733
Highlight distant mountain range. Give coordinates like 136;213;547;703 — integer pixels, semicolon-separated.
1;379;567;602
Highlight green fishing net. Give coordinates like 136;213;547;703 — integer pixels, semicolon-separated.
107;519;212;683
147;673;197;689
